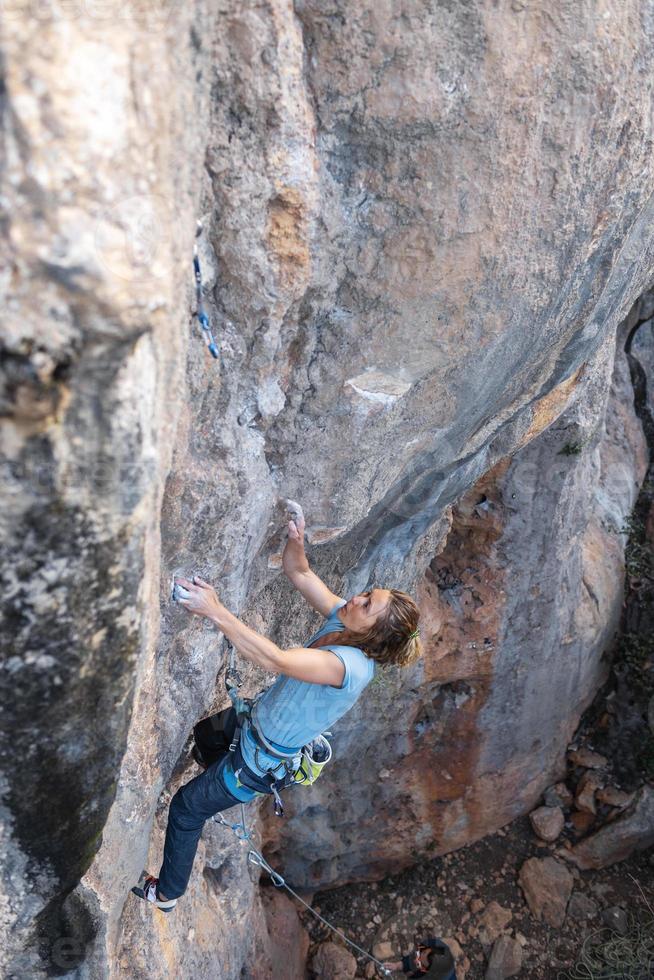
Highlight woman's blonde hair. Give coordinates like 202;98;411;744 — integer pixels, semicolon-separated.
350;588;422;667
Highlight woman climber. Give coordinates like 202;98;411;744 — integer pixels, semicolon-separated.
132;504;421;912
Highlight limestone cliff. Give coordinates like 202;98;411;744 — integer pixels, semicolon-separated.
1;2;654;977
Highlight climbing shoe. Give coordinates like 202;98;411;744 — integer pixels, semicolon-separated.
131;871;177;913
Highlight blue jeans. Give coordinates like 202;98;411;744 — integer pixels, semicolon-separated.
158;748;271;899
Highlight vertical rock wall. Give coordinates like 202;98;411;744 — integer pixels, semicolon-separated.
1;2;654;977
0;2;220;973
263;325;649;887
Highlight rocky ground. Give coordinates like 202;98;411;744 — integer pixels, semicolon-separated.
298;744;654;980
300;806;652;980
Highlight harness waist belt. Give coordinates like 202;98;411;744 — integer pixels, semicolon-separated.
245;711;301;760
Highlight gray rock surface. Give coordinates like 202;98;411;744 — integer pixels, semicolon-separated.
477;901;513;949
267;325;649;886
254;889;311;980
564;785;654;869
485;934;523;980
544;783;574;808
567;892;600;923
600;906;629;936
310;941;357;980
518;857;574;927
529;806;565;843
1;2;654;977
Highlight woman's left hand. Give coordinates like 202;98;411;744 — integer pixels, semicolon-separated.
174;576;223;620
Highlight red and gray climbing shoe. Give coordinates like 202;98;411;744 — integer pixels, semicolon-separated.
131;871;177;913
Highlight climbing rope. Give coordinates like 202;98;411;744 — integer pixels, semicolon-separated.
192;221;220;359
213;806;393;977
557;908;654;979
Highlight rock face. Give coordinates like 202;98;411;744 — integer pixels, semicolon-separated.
518;857;574;928
310;942;357;980
477;902;512;948
2;2;654;978
486;934;523;980
0;6;222;975
266;322;649;886
253;890;311;980
563;785;654;870
529;806;565;843
575;771;604;814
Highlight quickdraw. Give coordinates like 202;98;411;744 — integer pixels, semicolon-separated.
225;642;249;722
192;221;220;359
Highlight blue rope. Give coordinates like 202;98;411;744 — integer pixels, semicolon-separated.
213;806;392;976
192;222;220;359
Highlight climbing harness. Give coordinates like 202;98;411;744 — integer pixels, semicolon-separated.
220;641;334;812
192;221;220;359
213;804;393;978
176;588;334;807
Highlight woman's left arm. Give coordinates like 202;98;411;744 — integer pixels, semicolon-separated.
174;577;345;685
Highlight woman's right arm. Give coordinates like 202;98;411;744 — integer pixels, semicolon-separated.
282;508;343;617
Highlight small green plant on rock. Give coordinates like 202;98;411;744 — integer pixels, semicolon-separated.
615;632;654;698
621;515;654;580
558;440;584;456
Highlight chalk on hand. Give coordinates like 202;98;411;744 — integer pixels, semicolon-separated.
285;498;304;523
173;583;193;602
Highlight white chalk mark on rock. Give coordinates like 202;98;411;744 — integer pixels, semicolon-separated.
345;370;412;406
306;526;347;545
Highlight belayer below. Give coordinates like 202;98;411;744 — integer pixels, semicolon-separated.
132;503;422;912
383;937;456;979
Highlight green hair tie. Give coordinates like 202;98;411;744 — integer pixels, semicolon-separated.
408;628;420;640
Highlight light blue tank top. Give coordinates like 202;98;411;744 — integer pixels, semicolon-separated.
239;599;375;778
